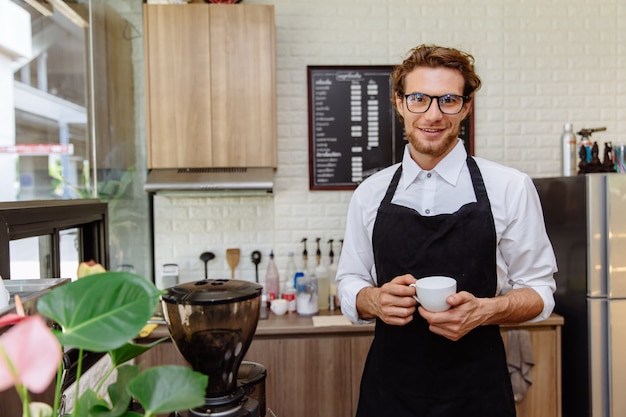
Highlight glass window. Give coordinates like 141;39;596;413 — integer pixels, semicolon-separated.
9;236;52;279
1;0;152;281
4;0;90;201
60;227;80;279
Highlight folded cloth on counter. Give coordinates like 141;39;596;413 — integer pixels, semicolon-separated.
506;329;535;402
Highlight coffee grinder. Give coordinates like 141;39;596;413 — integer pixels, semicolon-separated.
161;279;266;417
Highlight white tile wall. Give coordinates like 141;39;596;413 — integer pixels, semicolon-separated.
144;0;626;285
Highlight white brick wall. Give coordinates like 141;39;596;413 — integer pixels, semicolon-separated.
150;0;626;285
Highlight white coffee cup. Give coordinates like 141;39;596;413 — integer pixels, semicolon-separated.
409;276;457;312
270;298;288;316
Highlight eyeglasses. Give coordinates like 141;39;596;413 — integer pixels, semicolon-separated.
403;93;469;115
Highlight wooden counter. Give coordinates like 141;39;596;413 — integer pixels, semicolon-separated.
139;312;563;417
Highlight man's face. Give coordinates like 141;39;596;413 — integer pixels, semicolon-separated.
395;66;471;169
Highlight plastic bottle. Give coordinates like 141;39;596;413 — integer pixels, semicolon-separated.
282;252;298;313
264;250;280;302
284;251;297;291
328;258;338;310
315;258;330;310
296;271;318;316
561;123;578;176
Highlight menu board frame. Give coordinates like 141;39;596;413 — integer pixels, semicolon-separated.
307;65;474;190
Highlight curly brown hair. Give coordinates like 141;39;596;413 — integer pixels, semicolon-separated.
391;44;482;117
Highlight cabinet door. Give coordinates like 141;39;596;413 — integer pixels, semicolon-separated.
209;5;276;168
282;336;353;417
244;338;282;416
144;5;214;169
350;335;374;414
144;4;276;169
246;336;353;417
501;327;560;417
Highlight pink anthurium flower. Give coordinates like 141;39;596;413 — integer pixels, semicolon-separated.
0;315;62;393
0;313;27;327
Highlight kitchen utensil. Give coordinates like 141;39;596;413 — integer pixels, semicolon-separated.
226;248;241;279
251;251;262;283
200;251;215;279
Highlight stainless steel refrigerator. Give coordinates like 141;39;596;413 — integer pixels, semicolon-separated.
533;174;626;417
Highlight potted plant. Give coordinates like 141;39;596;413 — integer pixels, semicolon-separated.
0;271;208;417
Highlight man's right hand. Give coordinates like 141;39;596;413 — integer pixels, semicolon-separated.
356;274;418;325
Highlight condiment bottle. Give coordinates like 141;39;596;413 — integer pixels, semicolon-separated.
264;250;280;301
315;258;330;310
282;252;298;313
561;123;578;176
284;251;297;292
296;271;318;316
328;259;339;310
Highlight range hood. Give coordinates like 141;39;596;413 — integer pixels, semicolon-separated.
144;167;274;194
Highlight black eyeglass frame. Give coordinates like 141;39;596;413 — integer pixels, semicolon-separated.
402;93;470;115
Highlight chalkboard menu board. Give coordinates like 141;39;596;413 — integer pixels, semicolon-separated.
307;65;473;190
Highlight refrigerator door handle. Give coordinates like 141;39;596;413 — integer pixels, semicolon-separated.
608;300;626;416
606;174;626;299
589;298;609;417
587;174;607;298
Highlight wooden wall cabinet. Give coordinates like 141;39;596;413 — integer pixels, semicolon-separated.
143;4;276;169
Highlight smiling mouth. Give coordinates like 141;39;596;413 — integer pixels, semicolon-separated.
420;127;444;133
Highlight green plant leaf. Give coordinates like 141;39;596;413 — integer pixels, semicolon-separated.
87;364;139;417
128;366;208;415
71;388;110;417
109;338;169;367
37;272;161;352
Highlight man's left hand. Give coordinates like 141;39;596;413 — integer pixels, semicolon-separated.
417;291;485;341
418;287;544;341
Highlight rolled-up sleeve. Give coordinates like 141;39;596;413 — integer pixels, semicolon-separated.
495;173;557;322
336;188;378;324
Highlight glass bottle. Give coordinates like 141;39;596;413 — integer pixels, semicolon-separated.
264;250;280;301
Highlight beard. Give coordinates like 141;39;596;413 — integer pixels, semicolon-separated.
406;123;460;159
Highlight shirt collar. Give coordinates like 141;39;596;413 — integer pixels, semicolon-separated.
400;139;468;189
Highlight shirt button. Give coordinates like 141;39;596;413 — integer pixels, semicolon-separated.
427;173;432;178
425;209;431;214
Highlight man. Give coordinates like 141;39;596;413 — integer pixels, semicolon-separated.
335;44;557;416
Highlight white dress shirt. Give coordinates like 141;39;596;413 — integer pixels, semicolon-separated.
336;140;557;324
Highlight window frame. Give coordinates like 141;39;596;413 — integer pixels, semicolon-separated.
0;199;108;279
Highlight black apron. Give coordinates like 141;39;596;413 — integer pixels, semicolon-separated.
356;157;515;417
